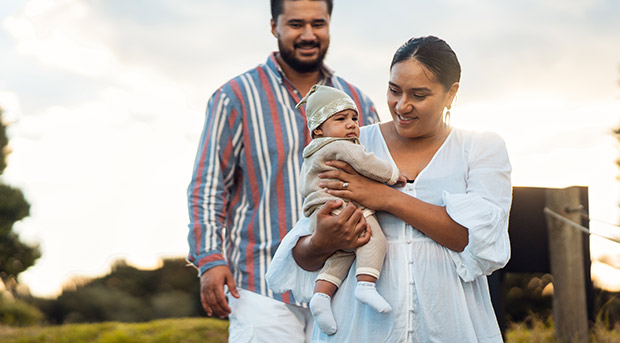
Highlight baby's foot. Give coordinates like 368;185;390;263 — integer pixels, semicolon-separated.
354;281;392;313
309;292;338;335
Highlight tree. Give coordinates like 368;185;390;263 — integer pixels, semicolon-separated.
0;106;40;292
34;258;203;324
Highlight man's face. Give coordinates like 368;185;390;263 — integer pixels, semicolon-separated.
271;0;330;73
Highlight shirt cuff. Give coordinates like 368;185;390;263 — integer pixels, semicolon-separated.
189;252;228;276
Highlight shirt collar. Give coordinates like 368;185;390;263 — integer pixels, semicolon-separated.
266;52;334;85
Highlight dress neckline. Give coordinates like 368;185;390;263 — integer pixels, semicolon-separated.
373;124;456;185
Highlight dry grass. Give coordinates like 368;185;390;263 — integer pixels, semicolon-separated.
505;315;620;343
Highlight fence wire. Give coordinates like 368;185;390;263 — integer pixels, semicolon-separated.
543;207;620;245
565;205;620;230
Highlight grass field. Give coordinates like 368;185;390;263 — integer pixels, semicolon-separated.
0;318;229;343
1;317;619;343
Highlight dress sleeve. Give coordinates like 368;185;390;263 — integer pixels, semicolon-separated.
186;86;242;275
445;131;512;282
266;216;319;303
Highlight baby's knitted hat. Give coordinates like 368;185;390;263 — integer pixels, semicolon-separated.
295;84;358;133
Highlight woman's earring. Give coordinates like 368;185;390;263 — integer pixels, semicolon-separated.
444;106;451;128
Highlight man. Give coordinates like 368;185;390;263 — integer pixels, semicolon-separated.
187;1;379;341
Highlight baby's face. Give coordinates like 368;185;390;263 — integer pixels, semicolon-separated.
314;109;360;138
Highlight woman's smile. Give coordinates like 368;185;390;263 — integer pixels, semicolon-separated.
396;114;418;124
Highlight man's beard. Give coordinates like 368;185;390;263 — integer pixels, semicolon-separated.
278;39;328;73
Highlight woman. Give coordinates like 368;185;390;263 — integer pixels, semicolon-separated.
266;36;512;343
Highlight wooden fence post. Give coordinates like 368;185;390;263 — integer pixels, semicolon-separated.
544;186;589;343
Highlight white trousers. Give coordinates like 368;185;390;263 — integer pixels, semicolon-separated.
228;288;314;343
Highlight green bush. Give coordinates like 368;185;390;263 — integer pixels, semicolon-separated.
34;258;204;324
0;297;43;326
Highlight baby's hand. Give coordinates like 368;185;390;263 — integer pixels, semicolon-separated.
396;174;408;187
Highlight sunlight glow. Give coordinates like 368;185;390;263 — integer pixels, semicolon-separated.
592;261;620;292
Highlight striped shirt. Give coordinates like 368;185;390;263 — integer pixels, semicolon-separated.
187;53;379;304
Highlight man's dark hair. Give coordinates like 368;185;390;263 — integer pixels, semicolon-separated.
391;36;461;91
270;0;334;21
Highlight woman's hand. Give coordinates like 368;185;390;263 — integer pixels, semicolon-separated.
318;160;396;211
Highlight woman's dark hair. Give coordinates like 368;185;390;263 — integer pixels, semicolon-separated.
390;36;461;90
271;0;334;21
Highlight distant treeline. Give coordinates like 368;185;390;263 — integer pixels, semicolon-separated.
31;258;205;324
14;258;620;327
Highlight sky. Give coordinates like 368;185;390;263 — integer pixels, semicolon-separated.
1;0;619;297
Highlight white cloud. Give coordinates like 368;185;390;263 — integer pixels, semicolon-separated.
4;0;116;77
23;0;78;17
0;91;22;123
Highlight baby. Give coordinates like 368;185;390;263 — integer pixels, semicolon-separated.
296;84;407;335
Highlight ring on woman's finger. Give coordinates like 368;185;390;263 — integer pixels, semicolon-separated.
342;182;349;190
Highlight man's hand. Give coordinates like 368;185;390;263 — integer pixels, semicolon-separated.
200;265;240;318
312;200;371;253
292;200;370;271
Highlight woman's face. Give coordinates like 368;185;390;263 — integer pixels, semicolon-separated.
387;58;458;139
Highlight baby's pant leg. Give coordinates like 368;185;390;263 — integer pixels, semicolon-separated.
355;214;386;279
317;251;355;287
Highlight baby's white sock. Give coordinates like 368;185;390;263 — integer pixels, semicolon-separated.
354;281;392;313
309;292;337;335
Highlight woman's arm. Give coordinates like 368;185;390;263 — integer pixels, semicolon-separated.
318;161;469;252
292;200;371;271
377;187;468;251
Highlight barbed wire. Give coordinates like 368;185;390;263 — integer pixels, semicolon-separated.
581;213;620;230
543;207;620;245
565;205;620;230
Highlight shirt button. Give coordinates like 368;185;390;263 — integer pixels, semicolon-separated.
407;240;412;244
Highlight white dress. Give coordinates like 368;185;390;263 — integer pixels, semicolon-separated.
266;124;513;343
